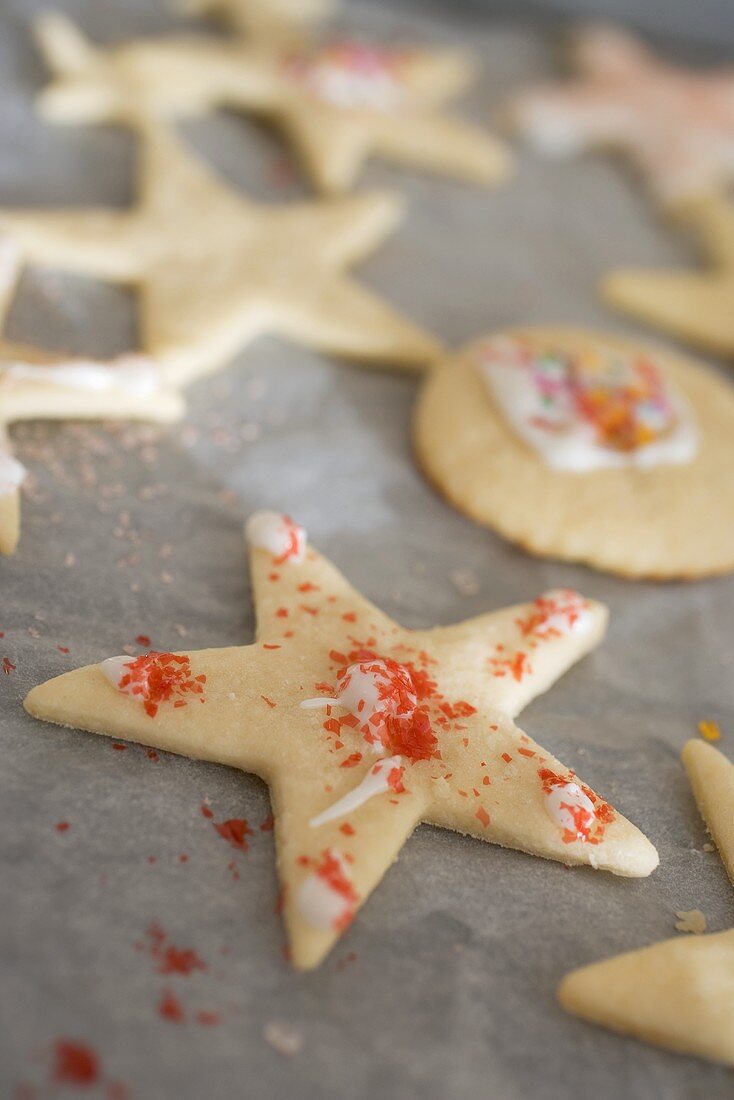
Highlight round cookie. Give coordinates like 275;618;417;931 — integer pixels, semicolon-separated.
414;327;734;579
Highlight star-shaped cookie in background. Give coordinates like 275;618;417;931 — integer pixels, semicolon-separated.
33;14;510;194
602;192;734;358
0;121;439;388
171;0;336;42
0;239;183;555
508;23;734;205
559;738;734;1068
24;511;658;969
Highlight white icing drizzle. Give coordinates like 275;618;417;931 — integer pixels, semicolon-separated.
0;449;26;498
100;655;135;693
309;755;404;828
1;354;161;397
293;43;404;112
296;848;356;932
544;781;596;842
301;658;417;752
477;335;697;473
245;510;306;563
535;589;594;635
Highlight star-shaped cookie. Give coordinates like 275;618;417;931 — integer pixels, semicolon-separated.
33;14;510;194
602;192;734;357
172;0;336;42
24;511;658;969
0;122;439;387
508;23;734;204
0;239;183;555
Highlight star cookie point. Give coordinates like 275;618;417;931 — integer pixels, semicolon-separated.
25;514;657;968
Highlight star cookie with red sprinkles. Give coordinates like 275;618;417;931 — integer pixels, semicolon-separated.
24;510;658;968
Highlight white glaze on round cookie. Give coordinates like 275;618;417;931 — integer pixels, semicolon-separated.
476;334;697;472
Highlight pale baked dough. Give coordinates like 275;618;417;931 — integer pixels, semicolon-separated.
24;514;658;969
603;192;734;358
33;13;510;194
0;121;440;387
559;930;734;1067
682;739;734;885
414;327;734;579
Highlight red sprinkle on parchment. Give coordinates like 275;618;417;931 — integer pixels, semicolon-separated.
158;990;185;1023
213;818;253;851
52;1041;99;1086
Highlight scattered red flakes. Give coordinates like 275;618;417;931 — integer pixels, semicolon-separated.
200;804;214;819
385;708;440;763
195;1011;220;1027
146;924;207;977
263;644;281;651
439;700;477;720
55;821;70;833
112;743;127;752
259;813;274;832
115;652;206;718
2;657;16;675
475;806;491;828
52;1041;99;1087
135;635;151;647
518;747;536;758
339;822;356;836
213;818;253;851
158;990;185;1023
276;608;289;618
501;752;512;763
341;612;356;623
57;646;70;654
261;695;276;707
147;856;157;864
340;752;363;768
147;749;159;762
179;854;189;864
298;582;318;593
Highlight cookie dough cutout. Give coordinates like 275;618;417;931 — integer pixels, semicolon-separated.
507;23;734;205
33;15;510;195
0;121;439;387
171;0;336;42
683;739;734;885
603;192;734;358
0;240;183;555
24;512;657;969
414;327;734;579
559;930;734;1067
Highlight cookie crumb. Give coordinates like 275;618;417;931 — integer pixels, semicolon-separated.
450;569;479;597
675;909;707;935
262;1021;304;1057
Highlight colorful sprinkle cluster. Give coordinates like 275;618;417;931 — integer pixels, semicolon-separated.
484;335;680;453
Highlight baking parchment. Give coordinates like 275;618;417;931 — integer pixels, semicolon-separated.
0;0;733;1096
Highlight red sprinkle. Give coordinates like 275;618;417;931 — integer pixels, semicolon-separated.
135;635;151;647
158;989;184;1023
2;657;16;675
200;804;214;819
52;1041;99;1087
213;818;253;851
146;924;206;977
55;822;70;833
